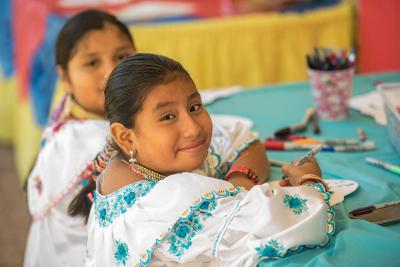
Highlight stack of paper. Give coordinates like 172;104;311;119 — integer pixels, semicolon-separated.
349;91;387;125
200;86;242;105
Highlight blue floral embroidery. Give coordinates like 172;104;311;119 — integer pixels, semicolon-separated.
168;200;217;257
167;188;240;258
123;191;136;205
94;180;156;227
256;239;284;259
283;194;308;215
256;184;336;263
114;240;130;265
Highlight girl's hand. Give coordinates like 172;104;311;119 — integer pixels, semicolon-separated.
279;157;322;187
226;175;256;191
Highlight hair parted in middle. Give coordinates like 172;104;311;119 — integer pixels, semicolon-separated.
105;53;193;129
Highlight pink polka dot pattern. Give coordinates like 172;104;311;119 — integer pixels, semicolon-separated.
309;68;354;120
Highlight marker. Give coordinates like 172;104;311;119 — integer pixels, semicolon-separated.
293;139;320;145
307;47;355;71
366;157;400;176
264;141;315;151
274;123;307;138
302;107;316;124
293;144;322;166
293;138;359;146
264;141;375;152
269;159;289;167
358;128;366;142
265;134;306;142
350;200;400;216
323;142;375;152
311;113;320;134
274;108;316;137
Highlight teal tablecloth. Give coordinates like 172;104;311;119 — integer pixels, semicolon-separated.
206;72;400;267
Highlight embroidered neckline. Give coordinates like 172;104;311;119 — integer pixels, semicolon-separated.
136;187;243;266
112;186;243;267
94;179;157;227
167;193;219;257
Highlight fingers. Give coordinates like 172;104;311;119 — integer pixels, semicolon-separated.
256;176;265;185
279;179;291;187
302;157;322;176
279;157;322;187
281;164;292;177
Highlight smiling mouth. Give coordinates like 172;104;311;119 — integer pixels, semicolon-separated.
180;139;206;152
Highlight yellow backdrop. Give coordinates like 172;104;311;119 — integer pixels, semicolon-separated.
0;2;355;184
131;2;354;89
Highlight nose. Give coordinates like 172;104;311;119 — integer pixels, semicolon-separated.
181;112;202;139
100;61;118;89
103;61;117;80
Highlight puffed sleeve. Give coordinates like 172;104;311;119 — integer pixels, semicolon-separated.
195;117;259;179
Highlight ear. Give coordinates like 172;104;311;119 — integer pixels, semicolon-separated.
110;122;136;156
56;65;73;94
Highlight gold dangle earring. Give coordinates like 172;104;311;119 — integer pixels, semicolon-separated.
128;149;144;179
128;149;137;165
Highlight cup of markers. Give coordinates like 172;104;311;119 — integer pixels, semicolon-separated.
307;47;355;120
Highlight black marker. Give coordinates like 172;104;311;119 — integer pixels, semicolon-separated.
350;200;400;216
311;113;320;134
274;123;307;138
274;108;315;137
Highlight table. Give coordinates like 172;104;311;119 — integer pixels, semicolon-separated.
206;72;400;266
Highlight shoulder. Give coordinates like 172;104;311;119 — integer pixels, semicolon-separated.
28;119;109;189
57;119;109;138
41;119;108;145
41;119;109;153
99;157;142;195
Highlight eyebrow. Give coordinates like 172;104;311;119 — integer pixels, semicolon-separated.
77;45;133;58
153;91;200;112
114;45;135;53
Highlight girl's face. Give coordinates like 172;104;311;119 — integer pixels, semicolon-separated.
60;23;135;116
132;76;213;175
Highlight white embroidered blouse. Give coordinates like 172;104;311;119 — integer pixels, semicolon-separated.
25;119;109;267
86;175;333;267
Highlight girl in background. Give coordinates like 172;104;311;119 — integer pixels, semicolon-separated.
85;53;333;266
24;9;136;266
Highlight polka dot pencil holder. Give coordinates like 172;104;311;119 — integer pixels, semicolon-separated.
308;68;354;120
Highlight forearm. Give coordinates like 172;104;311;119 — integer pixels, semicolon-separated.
227;175;256;190
229;140;270;184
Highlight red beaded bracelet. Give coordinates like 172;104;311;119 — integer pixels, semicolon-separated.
225;165;258;181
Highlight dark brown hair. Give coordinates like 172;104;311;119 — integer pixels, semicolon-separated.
69;53;192;222
65;9;135;222
56;9;135;71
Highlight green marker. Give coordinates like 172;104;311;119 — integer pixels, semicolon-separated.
366;157;400;176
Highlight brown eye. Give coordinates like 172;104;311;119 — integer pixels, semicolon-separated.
190;104;201;112
161;114;176;121
84;59;99;67
116;53;130;62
